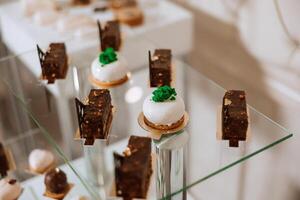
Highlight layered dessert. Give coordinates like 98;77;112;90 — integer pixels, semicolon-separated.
115;6;144;27
75;89;113;145
98;20;121;51
222;90;249;147
142;86;185;130
0;178;22;200
91;47;128;85
37;43;68;84
0;142;9;178
114;135;152;200
28;149;55;174
149;49;172;87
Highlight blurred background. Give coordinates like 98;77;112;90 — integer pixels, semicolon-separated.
0;0;299;199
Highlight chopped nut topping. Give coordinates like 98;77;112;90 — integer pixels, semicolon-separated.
224;98;232;105
123;147;132;156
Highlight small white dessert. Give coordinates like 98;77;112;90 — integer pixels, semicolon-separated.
33;10;63;26
21;0;57;17
0;178;22;200
143;86;185;128
29;149;54;173
56;15;95;33
91;49;128;83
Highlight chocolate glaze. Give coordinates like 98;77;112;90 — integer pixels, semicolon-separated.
222;90;248;147
44;168;68;194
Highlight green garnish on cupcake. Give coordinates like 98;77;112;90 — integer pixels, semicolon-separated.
99;47;117;66
152;86;177;102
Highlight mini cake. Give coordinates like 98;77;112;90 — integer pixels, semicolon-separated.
149;49;172;87
142;86;185;130
29;149;55;174
114;135;152;200
37;43;68;84
91;47;128;85
109;0;137;10
115;6;144;27
75;89;113;145
0;178;22;200
0;142;9;178
44;168;71;199
222;90;249;147
98;20;121;51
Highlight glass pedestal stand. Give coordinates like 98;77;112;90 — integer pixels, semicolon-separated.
154;130;189;200
83;140;107;200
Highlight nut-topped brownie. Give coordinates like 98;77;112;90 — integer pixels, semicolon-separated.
37;43;68;84
0;142;9;177
75;89;113;145
149;49;172;87
98;20;121;51
114;136;152;200
222;90;249;147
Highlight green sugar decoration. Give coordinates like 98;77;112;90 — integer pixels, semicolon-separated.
99;47;117;66
152;86;177;102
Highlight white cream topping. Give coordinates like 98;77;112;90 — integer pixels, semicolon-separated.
143;93;185;125
29;149;54;172
0;178;22;200
91;54;128;82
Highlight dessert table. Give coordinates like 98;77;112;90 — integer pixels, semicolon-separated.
0;52;293;199
0;0;193;158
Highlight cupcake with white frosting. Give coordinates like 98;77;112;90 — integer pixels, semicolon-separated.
28;149;55;174
90;47;129;86
0;178;22;200
142;86;185;130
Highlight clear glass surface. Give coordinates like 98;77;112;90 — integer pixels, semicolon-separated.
0;45;293;200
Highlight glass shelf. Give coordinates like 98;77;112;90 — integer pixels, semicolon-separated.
0;41;293;200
